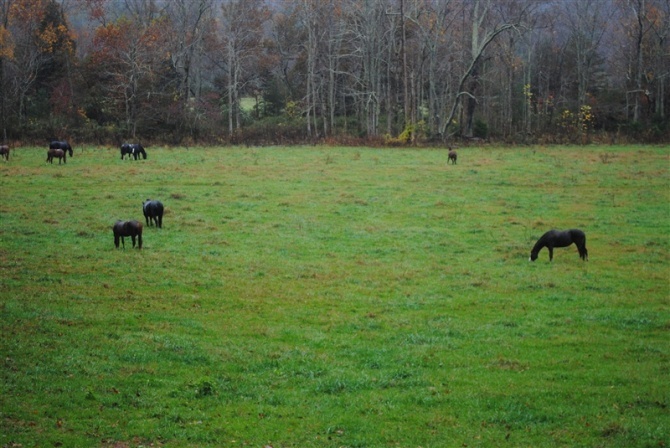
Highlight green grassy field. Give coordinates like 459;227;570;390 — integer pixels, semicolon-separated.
1;144;668;447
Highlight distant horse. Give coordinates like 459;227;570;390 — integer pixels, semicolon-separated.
448;148;457;164
113;220;143;249
121;143;147;160
46;148;66;164
0;145;9;160
530;229;588;262
49;141;73;157
143;199;164;228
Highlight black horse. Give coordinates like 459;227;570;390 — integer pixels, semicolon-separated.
143;199;164;228
0;145;9;160
49;141;73;157
46;148;66;164
530;229;588;262
113;220;143;249
121;143;147;160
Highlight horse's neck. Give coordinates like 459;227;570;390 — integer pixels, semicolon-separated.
531;238;546;255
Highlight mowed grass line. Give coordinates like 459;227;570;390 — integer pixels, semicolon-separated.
1;145;668;447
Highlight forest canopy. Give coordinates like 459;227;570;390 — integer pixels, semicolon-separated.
0;0;667;145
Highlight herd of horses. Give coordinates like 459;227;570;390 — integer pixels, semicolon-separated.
0;140;147;163
1;140;589;261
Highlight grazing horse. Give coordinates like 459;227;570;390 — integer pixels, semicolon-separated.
113;220;143;249
49;141;73;157
0;145;9;160
46;148;66;164
143;199;164;228
530;229;588;262
448;148;457;164
121;143;147;160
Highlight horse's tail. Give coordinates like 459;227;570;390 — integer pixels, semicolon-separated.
580;235;588;260
113;228;120;248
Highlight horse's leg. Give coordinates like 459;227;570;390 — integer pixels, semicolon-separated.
548;247;554;261
131;235;136;248
158;215;162;228
114;234;120;248
137;232;142;249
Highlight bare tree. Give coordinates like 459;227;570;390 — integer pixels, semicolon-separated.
0;0;13;141
219;0;269;135
440;0;528;139
624;0;669;122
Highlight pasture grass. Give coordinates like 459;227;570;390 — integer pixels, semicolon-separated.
1;144;668;447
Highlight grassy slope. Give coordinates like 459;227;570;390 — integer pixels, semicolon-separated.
1;145;668;447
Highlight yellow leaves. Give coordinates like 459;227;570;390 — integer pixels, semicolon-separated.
559;105;596;133
38;23;75;54
38;23;58;53
579;104;595;131
0;26;15;60
523;84;533;105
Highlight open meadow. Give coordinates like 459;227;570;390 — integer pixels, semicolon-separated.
1;144;668;447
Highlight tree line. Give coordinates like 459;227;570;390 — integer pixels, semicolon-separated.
0;0;668;146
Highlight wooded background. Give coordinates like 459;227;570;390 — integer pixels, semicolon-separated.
0;0;667;146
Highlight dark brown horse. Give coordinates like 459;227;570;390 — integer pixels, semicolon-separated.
0;145;9;160
448;148;457;164
113;220;143;249
530;229;588;262
49;140;73;157
46;148;66;164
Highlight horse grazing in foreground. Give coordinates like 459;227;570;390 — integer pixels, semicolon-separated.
0;145;9;160
530;229;588;262
49;141;73;157
448;148;457;164
143;199;164;228
121;143;147;160
113;220;143;249
46;148;66;164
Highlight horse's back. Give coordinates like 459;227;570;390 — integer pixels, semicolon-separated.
144;200;163;214
544;228;585;247
113;220;142;236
